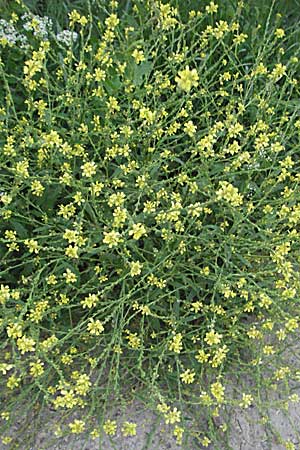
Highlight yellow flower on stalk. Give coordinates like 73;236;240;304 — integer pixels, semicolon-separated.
204;329;222;346
0;285;10;305
24;239;39;254
164;407;181;424
201;437;211;447
63;268;77;284
125;330;141;349
216;181;243;207
65;245;79;259
180;369;195;384
206;1;218;13
175;66;199;92
275;28;285;38
7;323;23;339
284;441;296;450
105;13;120;30
87;318;104;335
0;363;13;375
239;393;253;408
103;419;117;435
31;180;44;196
184;120;197;137
7;375;20;389
81;293;100;309
81;161;97;177
69;419;85;434
130;261;143;276
210;381;225;404
132;49;145;64
270;63;286;81
103;230;122;247
128;222;147;240
168;332;183;353
16;335;35;354
173;425;184;444
30;360;45;377
121;421;137;437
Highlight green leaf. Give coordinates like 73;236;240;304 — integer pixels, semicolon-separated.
133;60;153;86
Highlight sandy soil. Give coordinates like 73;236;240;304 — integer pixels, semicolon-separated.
2;343;300;449
2;391;299;450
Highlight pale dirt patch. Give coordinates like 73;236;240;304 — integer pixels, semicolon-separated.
2;343;300;449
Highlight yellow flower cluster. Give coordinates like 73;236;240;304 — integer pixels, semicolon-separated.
175;66;199;92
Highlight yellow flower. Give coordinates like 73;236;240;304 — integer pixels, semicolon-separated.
168;333;183;353
121;421;137;437
204;329;222;346
81;293;99;309
46;274;57;285
175;66;199;92
24;239;39;254
105;13;120;29
0;363;13;375
113;207;127;228
128;223;147;240
106;96;120;113
65;245;79;259
130;261;143;276
69;419;85;434
180;369;195;384
275;28;285;38
132;49;145;64
125;330;141;349
0;284;10;305
15;159;29;178
173;426;184;444
196;349;209;363
16;335;35;354
201;436;211;447
270;63;286;80
103;230;122;247
103;419;117;435
184;120;197;137
63;268;77;284
30;360;45;377
164;407;181;424
74;374;91;395
81;161;97;177
7;375;20;389
285;441;295;450
206;1;218;13
7;322;23;339
210;381;225;403
31;180;44;196
216;181;243;207
87;318;104;335
239;393;253;408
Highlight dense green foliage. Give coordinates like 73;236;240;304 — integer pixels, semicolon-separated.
0;1;300;448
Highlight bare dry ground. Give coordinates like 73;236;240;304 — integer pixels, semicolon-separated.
2;391;300;450
2;340;300;450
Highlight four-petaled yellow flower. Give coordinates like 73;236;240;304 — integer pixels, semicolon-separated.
175;66;199;92
130;261;143;276
121;421;137;437
128;223;147;240
180;368;195;384
87;318;104;335
81;161;97;177
69;419;85;434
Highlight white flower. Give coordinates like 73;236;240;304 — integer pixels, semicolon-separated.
21;13;53;39
0;19;28;48
56;30;78;46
